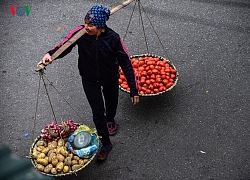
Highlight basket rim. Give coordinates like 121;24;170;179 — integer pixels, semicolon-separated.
120;54;179;96
30;131;99;177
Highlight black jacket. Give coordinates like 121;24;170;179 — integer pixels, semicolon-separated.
47;25;138;96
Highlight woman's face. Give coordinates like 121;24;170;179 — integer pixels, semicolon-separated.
84;21;101;36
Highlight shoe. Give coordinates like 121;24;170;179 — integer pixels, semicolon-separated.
97;143;113;161
107;122;118;136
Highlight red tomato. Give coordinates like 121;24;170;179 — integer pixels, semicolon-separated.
150;79;155;84
150;74;156;79
162;79;169;85
170;74;176;79
120;75;126;81
153;88;159;93
146;79;151;85
146;89;151;94
152;69;159;75
139;60;145;66
156;78;162;83
166;82;173;89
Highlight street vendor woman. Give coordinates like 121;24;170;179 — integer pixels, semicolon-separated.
37;5;139;160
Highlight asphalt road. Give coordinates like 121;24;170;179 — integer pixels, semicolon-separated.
0;0;250;180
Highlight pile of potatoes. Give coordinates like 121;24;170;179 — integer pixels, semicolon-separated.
32;138;89;175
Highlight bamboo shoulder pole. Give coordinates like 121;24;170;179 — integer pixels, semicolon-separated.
35;0;135;72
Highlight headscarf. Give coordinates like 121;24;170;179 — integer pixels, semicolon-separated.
84;5;110;28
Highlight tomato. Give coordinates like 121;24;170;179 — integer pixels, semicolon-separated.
160;70;165;75
150;79;155;84
153;83;159;88
150;74;156;79
162;79;169;85
145;79;151;85
166;82;173;89
148;84;154;90
146;89;151;94
140;70;147;77
149;64;155;70
158;86;165;92
165;68;170;73
140;78;146;84
139;60;145;66
156;78;162;83
119;79;123;84
152;69;159;75
154;88;159;93
138;66;144;72
147;61;153;66
120;75;126;81
147;70;152;76
170;68;177;74
133;62;138;68
170;74;176;79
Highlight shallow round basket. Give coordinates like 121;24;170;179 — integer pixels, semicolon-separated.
30;132;99;177
119;54;179;96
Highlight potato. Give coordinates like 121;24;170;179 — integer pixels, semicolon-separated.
48;143;57;150
37;158;49;166
36;164;45;171
65;142;69;148
37;153;46;159
36;140;46;146
48;152;56;163
44;164;53;174
56;147;64;155
32;150;41;159
60;148;69;157
36;146;45;152
57;154;65;162
78;159;84;166
51;168;57;175
42;147;50;155
51;156;58;166
64;157;72;166
71;160;78;166
63;165;70;173
83;159;89;164
71;165;82;171
47;150;55;158
57;139;65;147
51;141;57;146
56;162;64;172
68;153;73;160
73;155;80;161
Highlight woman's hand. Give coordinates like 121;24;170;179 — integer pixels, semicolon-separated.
131;95;139;106
37;53;52;67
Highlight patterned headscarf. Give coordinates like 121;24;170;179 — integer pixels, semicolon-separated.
85;5;110;28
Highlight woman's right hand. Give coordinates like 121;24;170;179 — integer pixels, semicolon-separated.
37;53;52;67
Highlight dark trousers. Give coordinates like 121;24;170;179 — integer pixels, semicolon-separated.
81;77;119;146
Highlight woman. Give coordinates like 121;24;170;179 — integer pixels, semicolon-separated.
37;5;139;160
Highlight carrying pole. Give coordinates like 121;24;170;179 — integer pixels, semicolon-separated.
35;0;135;72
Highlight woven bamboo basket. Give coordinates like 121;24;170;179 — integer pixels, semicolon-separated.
30;125;99;177
119;54;179;96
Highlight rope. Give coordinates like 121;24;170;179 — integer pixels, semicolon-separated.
123;0;171;61
138;0;149;54
139;1;171;60
32;71;42;141
123;0;137;41
41;73;58;124
32;70;88;140
42;74;87;124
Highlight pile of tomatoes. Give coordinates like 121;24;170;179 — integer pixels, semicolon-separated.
119;55;178;96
